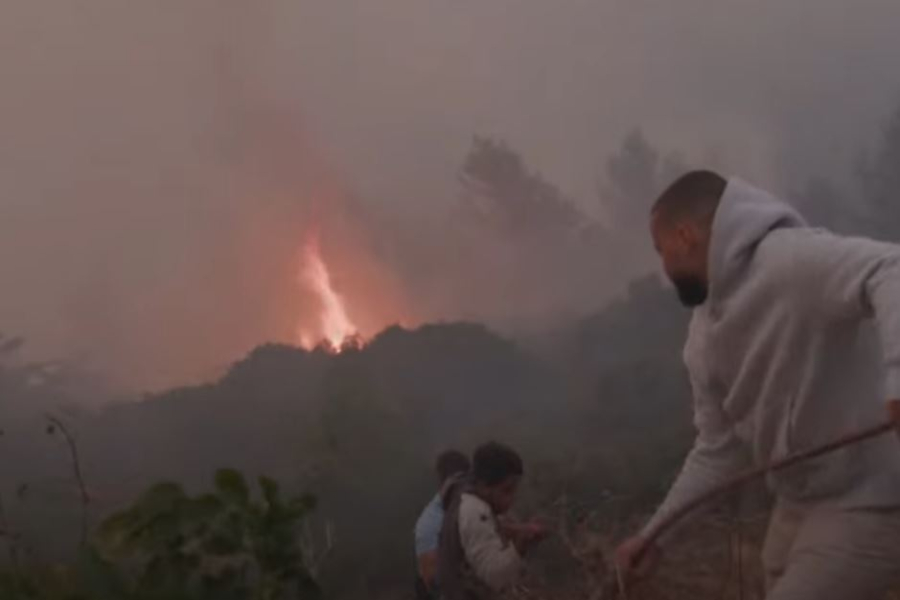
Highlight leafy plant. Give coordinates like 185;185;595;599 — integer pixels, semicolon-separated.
45;413;91;548
94;469;324;600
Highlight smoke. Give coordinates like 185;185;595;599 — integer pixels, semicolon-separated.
1;0;899;390
0;0;347;390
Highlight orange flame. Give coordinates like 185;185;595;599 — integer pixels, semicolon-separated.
297;231;358;351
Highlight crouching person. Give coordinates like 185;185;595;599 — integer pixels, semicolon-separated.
438;442;547;600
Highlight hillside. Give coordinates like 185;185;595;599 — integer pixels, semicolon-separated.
0;277;695;598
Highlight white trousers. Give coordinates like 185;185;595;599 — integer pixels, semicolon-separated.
762;501;900;600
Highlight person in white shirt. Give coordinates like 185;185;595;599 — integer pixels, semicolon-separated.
615;170;900;599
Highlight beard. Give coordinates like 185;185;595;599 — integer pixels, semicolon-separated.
672;276;708;307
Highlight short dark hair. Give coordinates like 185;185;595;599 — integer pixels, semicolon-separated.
472;442;523;486
652;170;727;227
435;450;470;483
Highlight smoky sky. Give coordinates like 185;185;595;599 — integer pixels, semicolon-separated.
1;0;899;391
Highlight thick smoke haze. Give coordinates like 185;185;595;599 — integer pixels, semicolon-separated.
1;0;899;390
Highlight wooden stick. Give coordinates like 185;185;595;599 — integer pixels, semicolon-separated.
638;420;895;559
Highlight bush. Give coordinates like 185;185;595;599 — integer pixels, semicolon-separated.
0;470;323;600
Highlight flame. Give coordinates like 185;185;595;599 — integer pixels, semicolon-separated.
297;231;358;351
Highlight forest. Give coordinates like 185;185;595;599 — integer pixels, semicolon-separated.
2;95;900;598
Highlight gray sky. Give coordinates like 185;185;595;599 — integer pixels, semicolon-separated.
1;0;899;390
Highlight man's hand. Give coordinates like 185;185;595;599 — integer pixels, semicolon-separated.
520;520;549;544
501;519;549;554
890;399;900;438
614;535;661;584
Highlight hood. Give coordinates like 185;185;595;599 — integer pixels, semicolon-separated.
709;178;806;302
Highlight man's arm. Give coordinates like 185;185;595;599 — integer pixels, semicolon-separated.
416;552;437;589
458;498;522;591
616;363;750;576
639;398;749;545
498;518;549;555
414;506;442;589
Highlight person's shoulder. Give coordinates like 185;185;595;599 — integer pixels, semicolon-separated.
759;225;821;251
459;493;493;528
754;227;830;285
460;492;489;509
758;225;859;263
415;495;442;533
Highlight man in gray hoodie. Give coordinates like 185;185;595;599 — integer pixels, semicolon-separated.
615;170;900;599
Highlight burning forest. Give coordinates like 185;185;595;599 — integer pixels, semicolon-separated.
3;1;900;600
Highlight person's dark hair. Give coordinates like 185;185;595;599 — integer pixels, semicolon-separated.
652;170;727;227
435;450;470;483
472;442;523;486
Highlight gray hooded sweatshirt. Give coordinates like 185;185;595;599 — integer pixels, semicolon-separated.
644;178;900;544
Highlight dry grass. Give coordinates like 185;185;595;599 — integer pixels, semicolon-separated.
392;495;900;600
508;504;900;600
508;499;770;600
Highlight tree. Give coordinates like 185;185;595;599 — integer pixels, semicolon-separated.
459;136;587;240
601;128;687;232
455;136;617;320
